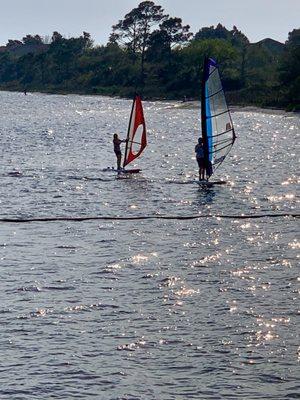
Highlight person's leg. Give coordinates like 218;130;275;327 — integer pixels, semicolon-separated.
117;153;121;170
200;167;204;180
197;158;201;180
199;159;204;180
205;160;211;179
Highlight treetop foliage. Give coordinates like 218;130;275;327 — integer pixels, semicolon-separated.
0;1;298;110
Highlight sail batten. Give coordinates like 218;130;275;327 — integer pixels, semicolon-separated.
206;110;230;119
209;128;233;138
213;137;234;147
213;142;234;153
201;57;236;178
206;88;224;99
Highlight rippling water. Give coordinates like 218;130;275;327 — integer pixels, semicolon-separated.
0;91;299;399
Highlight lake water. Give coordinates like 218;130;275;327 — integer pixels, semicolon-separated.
0;91;299;399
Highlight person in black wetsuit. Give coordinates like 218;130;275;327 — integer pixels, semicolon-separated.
195;137;205;180
113;134;127;170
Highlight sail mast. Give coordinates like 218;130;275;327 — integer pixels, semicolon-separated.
201;57;210;176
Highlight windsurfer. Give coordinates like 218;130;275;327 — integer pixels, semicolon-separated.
113;134;127;171
195;138;205;180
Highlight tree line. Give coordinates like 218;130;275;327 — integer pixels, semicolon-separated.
0;1;299;110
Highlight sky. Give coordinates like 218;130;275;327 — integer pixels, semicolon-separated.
0;0;299;46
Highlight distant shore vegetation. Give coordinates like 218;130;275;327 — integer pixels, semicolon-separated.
0;1;299;110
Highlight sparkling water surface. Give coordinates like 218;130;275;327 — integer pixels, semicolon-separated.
0;91;299;399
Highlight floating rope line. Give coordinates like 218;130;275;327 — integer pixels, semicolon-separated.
0;213;299;223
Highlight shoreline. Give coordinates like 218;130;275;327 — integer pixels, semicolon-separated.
0;88;297;114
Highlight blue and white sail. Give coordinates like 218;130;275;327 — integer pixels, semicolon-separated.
201;57;236;178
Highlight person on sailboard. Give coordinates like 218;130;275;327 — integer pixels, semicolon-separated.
113;134;127;171
195;137;205;180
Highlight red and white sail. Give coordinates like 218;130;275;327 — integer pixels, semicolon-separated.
123;95;147;167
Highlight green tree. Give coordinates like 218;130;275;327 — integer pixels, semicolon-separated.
110;1;167;83
159;17;192;48
230;26;250;86
180;39;239;97
194;24;231;41
147;17;192;63
194;24;250;87
280;29;300;109
0;52;16;82
6;39;23;48
51;31;63;43
22;34;43;45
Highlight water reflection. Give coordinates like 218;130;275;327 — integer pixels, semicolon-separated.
194;186;216;206
0;92;299;400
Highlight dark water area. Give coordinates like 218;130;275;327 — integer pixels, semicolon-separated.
0;91;299;399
